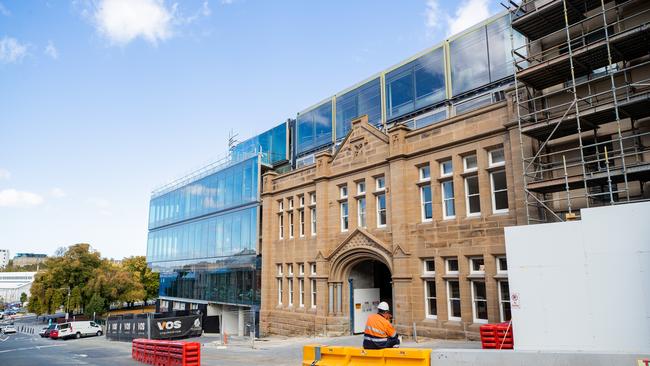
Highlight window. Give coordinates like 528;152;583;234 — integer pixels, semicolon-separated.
470;257;485;274
296;101;333;155
499;281;511;322
289;212;294;238
447;280;461;320
357;181;366;195
276;264;283;276
446;258;459;274
472;281;488;323
340;202;349;232
288;278;294;306
288;198;294;210
299;278;305;307
299;263;305;275
375;176;385;191
440;160;453;177
340;185;348;199
423;259;436;275
425;280;437;319
488;148;505;167
463;154;478;172
497;256;508;274
490;170;509;213
336;78;382;138
287;264;293;276
311;279;317;308
278;200;284;212
442;181;455;219
310;192;316;205
357;197;367;228
299;195;305;207
310;207;317;235
419;165;431;181
277;278;283;305
465;176;481;216
299;210;305;237
278;214;284;240
376;194;387;227
420;185;433;221
450;25;489;96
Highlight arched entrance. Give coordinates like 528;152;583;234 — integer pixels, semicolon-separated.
348;259;392;334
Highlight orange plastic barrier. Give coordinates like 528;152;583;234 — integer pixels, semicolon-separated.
132;338;201;366
480;322;514;350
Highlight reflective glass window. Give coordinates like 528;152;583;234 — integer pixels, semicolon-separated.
450;27;489;96
296;101;333;155
335;78;381;139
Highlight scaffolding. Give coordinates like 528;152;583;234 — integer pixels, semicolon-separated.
510;0;650;223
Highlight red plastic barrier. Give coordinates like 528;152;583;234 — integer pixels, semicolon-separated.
480;321;513;350
131;339;201;366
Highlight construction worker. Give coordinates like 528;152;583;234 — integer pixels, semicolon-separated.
363;301;400;349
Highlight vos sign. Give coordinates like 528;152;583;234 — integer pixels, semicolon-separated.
157;320;182;330
150;315;202;339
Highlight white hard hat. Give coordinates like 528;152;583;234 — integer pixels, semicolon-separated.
377;302;390;311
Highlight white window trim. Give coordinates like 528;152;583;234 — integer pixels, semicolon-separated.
288;278;294;307
340;201;349;232
299;196;305;207
288;198;294;210
278;200;284;212
463;155;478;173
424;279;437;319
376;194;387;228
340;185;348;199
310;193;316;205
441;180;456;220
310;263;317;276
420;185;433;222
422;259;436;276
490;170;509;214
289;212;294;238
469;257;485;275
498;280;510;322
496;256;508;274
299;278;305;307
440;160;453;178
446;258;459;275
375;177;386;191
357;198;366;228
464;175;481;217
419;166;431;182
287;264;293;276
277;278;283;306
278;214;284;240
299;210;305;237
310;278;317;309
299;263;305;275
447;280;461;321
310;207;317;236
276;264;283;276
471;280;489;324
488;148;506;168
357;181;366;195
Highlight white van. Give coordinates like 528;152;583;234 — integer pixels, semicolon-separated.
57;321;103;339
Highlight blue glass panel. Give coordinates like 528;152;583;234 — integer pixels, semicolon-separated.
488;15;525;82
336;78;381;139
296;101;333;155
450;27;489;96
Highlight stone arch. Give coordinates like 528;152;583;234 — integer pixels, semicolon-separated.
327;229;393;282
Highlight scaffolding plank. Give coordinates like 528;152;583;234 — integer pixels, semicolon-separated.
526;163;650;193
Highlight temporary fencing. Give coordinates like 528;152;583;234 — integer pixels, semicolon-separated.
302;345;431;366
479;321;514;349
132;338;201;366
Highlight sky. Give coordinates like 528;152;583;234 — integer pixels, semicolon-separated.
0;0;505;260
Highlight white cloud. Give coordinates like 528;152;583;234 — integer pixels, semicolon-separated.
50;188;66;198
0;169;10;180
86;197;110;208
0;36;28;64
221;0;234;4
0;2;11;16
93;0;174;46
0;189;44;207
425;0;492;37
44;40;59;59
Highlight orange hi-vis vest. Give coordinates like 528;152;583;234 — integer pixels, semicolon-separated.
364;313;397;339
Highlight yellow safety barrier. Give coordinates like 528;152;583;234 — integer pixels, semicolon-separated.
301;346;431;366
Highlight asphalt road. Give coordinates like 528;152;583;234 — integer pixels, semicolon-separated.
0;327;136;366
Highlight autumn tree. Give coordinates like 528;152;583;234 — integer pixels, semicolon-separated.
122;256;159;303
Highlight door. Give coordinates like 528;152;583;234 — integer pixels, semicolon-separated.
353;288;380;334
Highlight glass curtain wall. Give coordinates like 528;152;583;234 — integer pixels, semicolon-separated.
296;101;333;155
148;156;259;230
231;123;288;165
385;46;446;121
335;78;381;139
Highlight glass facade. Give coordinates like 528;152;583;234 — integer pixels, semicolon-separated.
386;47;446;121
296;101;333;155
336;78;381;139
231;122;288;165
148;157;259;230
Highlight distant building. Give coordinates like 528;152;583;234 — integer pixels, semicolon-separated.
12;253;47;268
0;249;8;269
0;272;36;303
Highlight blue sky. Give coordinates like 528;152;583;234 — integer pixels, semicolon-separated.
0;0;504;260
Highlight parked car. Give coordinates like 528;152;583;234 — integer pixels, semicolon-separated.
44;324;60;338
49;329;59;339
55;321;103;340
39;326;50;337
2;325;17;334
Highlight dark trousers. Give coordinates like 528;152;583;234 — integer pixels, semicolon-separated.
363;335;400;349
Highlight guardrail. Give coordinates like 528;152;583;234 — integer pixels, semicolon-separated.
132;338;201;366
302;345;431;366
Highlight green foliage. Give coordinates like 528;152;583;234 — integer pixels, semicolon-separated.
20;292;27;303
85;293;105;316
122;256;159;302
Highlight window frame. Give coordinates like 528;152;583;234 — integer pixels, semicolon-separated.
289;212;294;238
490;170;509;214
277;278;283;306
357;181;366;195
357;197;367;228
299;263;305;275
496;256;508;274
463;154;478;172
278;214;284;240
340;185;348;199
376;193;387;228
423;259;436;276
498;280;511;322
288;198;294;210
471;280;489;324
340;201;349;232
311;278;317;309
488;148;505;167
375;176;386;191
440;159;453;178
447;280;462;321
287;264;293;276
420;185;433;222
310;207;317;236
310;192;316;205
288;278;294;306
424;279;437;319
299;195;305;207
446;258;459;275
469;257;485;274
441;180;456;219
276;264;283;276
464;175;481;217
419;165;431;181
299;209;305;237
310;263;317;275
299;278;305;307
278;200;284;212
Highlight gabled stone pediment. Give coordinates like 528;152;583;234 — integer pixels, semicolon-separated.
325;228;391;262
329;115;389;170
392;244;411;258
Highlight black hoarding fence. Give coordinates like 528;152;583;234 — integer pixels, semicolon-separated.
106;313;202;342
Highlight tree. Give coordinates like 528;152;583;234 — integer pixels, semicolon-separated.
85;293;105;316
83;261;145;315
122;256;159;303
20;292;27;304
